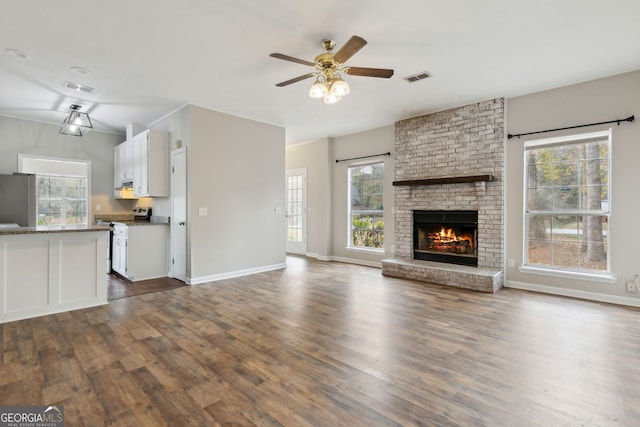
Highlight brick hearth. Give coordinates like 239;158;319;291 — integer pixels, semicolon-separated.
382;99;505;293
381;258;503;292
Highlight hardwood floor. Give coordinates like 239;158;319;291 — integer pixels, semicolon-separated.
2;255;640;426
107;273;186;300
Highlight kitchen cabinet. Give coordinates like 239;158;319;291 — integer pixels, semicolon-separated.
112;223;168;281
132;130;169;197
112;223;127;277
114;139;133;184
113;141;136;199
0;230;108;323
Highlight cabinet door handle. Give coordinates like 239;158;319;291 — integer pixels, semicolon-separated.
179;221;185;226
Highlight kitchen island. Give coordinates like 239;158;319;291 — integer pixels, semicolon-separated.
0;225;110;323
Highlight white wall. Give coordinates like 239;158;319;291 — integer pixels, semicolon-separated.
286;125;394;266
285;138;332;259
154;105;286;282
331;125;395;265
0;116;129;216
506;70;640;305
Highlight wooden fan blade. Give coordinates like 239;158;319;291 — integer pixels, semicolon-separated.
332;35;367;64
275;73;315;87
345;67;394;78
270;53;315;67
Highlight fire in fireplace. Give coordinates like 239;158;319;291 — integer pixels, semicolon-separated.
413;210;478;266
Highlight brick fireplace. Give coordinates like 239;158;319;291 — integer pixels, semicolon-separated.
381;99;504;292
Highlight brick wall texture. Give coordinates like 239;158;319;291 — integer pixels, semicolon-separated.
394;99;505;269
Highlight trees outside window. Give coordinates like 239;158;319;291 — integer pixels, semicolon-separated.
37;175;88;227
18;155;91;229
524;130;611;273
348;162;384;250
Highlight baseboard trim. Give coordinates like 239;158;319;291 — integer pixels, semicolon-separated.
506;280;640;307
187;262;287;285
304;253;381;268
305;252;332;262
327;256;381;268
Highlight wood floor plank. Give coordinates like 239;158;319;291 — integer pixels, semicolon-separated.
1;255;640;425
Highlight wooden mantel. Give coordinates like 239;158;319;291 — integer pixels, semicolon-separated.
392;174;495;187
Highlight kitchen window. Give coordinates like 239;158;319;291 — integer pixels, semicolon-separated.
522;129;611;276
348;160;384;250
36;175;88;227
18;155;91;228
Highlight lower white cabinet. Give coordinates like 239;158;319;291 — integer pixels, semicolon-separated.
112;223;168;281
112;224;128;276
0;230;108;323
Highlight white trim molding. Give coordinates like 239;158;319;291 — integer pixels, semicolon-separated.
506;279;640;307
187;263;286;285
306;252;382;268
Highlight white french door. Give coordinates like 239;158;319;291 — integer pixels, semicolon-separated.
285;168;307;255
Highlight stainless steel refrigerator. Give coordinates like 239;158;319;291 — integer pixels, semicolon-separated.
0;173;37;227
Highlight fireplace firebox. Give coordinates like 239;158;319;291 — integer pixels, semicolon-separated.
413;210;478;267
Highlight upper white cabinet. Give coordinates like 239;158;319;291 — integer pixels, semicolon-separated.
115;139;133;184
132;129;169;198
113;129;169;198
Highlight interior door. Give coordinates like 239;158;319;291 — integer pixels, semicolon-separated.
285;168;307;255
171;148;187;282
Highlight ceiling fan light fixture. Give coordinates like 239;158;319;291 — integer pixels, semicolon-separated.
323;92;342;105
330;78;350;97
309;79;328;98
272;35;393;105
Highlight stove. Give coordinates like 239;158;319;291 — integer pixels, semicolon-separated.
133;207;152;222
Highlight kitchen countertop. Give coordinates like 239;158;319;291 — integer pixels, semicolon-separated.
95;214;170;227
0;225;112;236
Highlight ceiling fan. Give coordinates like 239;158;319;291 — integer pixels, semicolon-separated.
270;35;394;104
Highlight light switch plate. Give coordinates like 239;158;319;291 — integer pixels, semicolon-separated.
198;207;208;216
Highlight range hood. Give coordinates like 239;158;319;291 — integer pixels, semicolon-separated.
114;181;136;199
115;180;133;190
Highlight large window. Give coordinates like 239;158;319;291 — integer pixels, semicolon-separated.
19;155;90;228
524;130;611;274
37;175;88;227
348;161;384;250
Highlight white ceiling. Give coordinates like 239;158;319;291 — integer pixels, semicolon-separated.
1;0;639;144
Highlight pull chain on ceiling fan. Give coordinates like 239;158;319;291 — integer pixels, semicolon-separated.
270;35;394;104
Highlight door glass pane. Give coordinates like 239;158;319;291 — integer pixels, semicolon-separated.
287;174;303;242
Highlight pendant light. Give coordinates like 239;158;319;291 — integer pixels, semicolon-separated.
59;104;93;137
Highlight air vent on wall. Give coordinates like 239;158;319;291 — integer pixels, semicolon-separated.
403;71;431;83
64;81;95;93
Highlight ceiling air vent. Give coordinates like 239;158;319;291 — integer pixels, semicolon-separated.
64;81;95;93
403;71;431;83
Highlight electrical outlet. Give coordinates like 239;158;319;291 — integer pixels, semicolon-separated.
626;281;637;293
508;259;515;268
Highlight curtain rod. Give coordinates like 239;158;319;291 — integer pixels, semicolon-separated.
508;115;634;140
335;152;391;163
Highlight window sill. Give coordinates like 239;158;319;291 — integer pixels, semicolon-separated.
345;246;384;254
518;265;616;284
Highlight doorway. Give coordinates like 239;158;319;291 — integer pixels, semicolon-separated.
286;168;307;255
171;148;187;282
